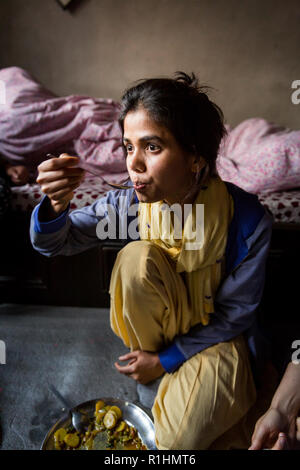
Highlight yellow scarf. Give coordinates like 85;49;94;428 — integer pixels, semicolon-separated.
138;175;234;326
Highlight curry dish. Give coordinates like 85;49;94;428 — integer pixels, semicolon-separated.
53;400;147;450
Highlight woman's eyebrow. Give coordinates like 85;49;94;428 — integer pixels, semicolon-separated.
123;135;165;144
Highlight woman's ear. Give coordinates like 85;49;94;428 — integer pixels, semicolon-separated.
191;157;206;173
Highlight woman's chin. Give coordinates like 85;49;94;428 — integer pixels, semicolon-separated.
134;190;160;204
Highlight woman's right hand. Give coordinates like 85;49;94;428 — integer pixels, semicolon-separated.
36;153;85;217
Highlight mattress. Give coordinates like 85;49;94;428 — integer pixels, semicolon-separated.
10;178;300;224
257;188;300;224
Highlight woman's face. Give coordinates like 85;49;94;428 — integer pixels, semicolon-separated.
123;107;201;205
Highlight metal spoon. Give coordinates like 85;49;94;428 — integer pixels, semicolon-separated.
49;384;90;433
46;153;132;190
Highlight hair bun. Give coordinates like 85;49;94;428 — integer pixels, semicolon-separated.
174;71;199;88
174;71;211;101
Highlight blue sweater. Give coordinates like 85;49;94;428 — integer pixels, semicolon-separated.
30;181;273;379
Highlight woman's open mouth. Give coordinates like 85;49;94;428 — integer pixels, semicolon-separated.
133;183;149;191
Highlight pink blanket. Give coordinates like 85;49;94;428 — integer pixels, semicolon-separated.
0;67;128;182
217;118;300;193
1;67;299;193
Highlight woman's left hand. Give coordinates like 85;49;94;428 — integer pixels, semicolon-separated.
114;351;165;385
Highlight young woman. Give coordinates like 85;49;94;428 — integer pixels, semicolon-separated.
30;72;274;449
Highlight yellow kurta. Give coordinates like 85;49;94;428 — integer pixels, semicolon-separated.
109;176;257;449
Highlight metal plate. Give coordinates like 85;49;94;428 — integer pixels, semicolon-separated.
41;397;157;450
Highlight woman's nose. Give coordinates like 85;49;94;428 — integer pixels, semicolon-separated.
128;148;146;173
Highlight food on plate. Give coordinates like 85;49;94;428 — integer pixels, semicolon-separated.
53;400;147;450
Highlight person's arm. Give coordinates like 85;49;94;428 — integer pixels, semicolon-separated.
271;362;300;423
30;194;99;257
30;154;137;257
30;188;130;257
158;209;273;373
249;362;300;449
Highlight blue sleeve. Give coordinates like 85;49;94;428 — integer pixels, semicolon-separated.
158;211;273;373
33;195;70;234
30;187;137;258
158;343;186;373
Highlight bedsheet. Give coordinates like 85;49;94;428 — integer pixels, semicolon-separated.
10;177;300;224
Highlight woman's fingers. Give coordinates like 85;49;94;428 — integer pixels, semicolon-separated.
114;361;136;375
248;438;264;450
114;351;140;376
34;153;85;215
296;417;300;441
249;432;289;450
118;351;139;361
272;433;289;450
36;154;85;200
38;154;79;172
36;168;84;184
248;421;267;450
39;176;83;194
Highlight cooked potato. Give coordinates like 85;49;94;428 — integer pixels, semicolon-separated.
103;410;118;429
95;408;107;422
54;428;67;443
110;406;122;420
116;420;127;433
95;400;105;414
64;433;80;448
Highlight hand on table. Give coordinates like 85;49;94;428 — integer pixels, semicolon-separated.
114;350;165;385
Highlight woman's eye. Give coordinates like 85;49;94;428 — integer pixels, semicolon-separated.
147;144;160;152
124;143;160;153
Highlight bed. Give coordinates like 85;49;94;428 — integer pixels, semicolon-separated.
0;67;300;315
9;177;300;224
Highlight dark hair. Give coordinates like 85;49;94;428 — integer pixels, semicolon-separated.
119;71;227;178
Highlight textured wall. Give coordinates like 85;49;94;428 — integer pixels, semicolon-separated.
0;0;300;128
